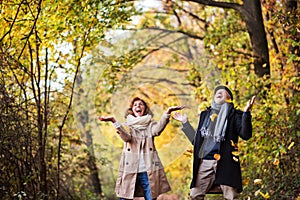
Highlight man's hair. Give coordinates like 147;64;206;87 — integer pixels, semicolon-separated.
214;85;233;100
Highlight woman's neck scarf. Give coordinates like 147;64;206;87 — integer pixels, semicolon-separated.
126;114;152;130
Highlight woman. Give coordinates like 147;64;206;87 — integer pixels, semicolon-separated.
98;97;184;200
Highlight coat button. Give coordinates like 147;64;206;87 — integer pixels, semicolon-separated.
127;148;130;151
150;148;152;151
126;162;129;165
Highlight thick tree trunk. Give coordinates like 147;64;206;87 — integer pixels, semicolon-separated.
186;0;271;78
240;0;270;78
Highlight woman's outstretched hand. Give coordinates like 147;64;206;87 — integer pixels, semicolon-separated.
97;116;116;123
166;105;185;114
173;112;188;123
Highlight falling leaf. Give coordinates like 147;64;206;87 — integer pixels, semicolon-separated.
288;141;295;150
184;149;193;158
255;189;261;196
254;179;262;185
273;158;280;166
243;179;249;185
226;99;232;103
230;140;238;149
233;157;239;162
186;149;193;153
183;153;192;158
214;154;221;160
210;113;218;122
230;140;235;146
232;151;239;156
259;191;270;199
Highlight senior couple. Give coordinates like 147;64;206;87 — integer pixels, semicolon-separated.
98;85;256;200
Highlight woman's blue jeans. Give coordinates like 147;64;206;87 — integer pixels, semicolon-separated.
120;172;152;200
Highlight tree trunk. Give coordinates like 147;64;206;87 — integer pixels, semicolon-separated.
284;0;299;72
86;128;103;197
76;74;102;198
186;0;271;77
239;0;270;78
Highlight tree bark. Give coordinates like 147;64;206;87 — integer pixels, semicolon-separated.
284;0;299;72
239;0;270;78
185;0;271;78
76;74;102;198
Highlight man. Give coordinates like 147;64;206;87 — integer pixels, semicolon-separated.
174;85;256;200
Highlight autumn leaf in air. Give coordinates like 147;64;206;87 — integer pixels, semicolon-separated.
259;191;270;199
254;179;262;185
230;140;238;150
288;141;295;150
210;113;218;122
273;158;280;166
183;148;193;158
232;157;239;162
214;153;221;160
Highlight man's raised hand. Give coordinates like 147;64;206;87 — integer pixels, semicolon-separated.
244;96;256;112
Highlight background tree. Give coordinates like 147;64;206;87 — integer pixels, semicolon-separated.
0;0;135;199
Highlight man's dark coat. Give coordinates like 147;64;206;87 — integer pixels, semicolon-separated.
191;103;252;193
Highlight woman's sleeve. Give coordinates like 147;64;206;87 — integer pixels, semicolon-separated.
149;113;171;137
113;121;132;142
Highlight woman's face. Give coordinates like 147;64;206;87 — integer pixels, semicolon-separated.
132;100;145;117
214;89;230;104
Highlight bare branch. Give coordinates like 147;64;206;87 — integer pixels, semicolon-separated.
173;1;207;24
18;0;42;60
183;0;242;11
0;0;25;43
127;27;204;40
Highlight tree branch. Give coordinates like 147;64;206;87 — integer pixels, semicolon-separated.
173;1;207;24
183;0;242;11
128;27;204;40
18;0;42;60
0;0;25;43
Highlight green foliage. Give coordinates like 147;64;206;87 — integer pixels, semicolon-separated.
242;90;299;199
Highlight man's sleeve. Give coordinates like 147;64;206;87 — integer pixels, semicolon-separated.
239;111;252;140
182;120;196;144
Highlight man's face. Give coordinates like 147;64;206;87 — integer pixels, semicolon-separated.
214;89;230;104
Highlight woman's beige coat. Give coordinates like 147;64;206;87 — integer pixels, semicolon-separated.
114;113;171;199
